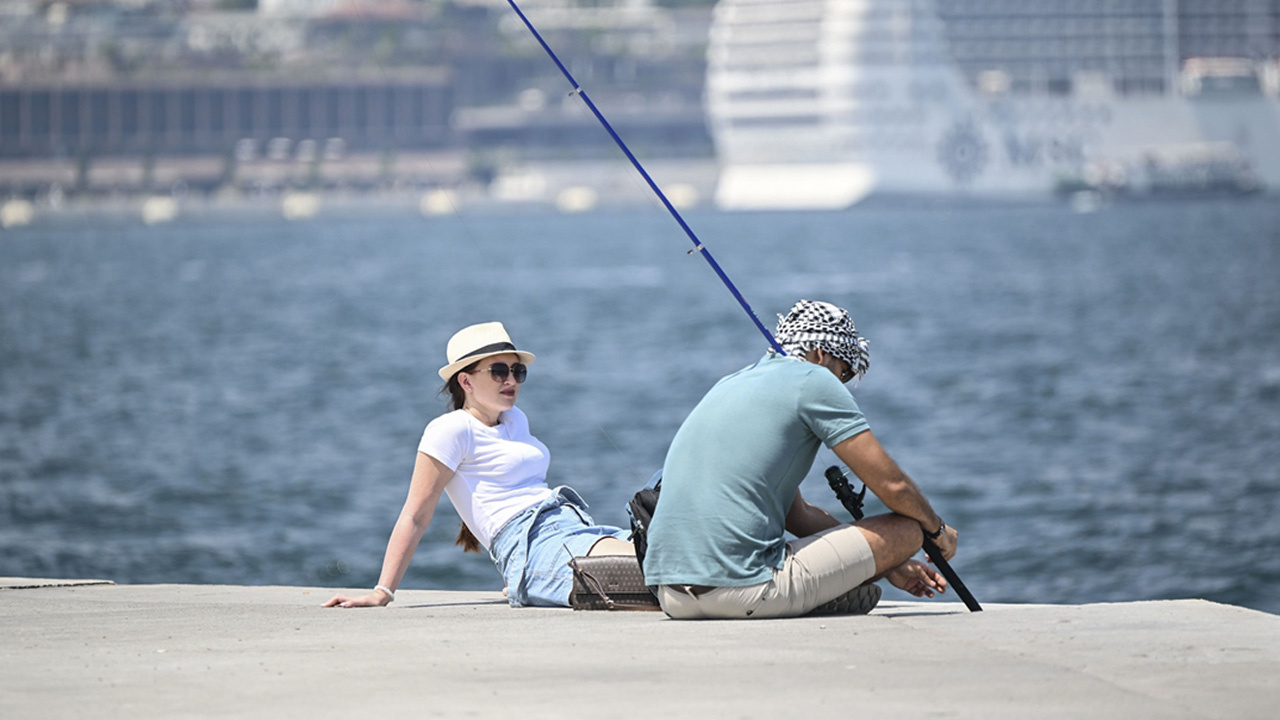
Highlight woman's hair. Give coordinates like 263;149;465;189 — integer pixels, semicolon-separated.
454;524;482;553
440;361;484;553
441;359;479;411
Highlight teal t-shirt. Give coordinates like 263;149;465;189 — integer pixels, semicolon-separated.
643;353;870;587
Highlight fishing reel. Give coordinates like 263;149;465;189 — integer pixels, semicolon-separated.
824;465;867;521
825;465;983;611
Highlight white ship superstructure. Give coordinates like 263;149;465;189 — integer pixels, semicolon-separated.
707;0;1280;209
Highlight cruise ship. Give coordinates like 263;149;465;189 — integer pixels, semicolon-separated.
706;0;1280;209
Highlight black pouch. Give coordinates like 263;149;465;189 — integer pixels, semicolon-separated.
568;555;660;611
627;479;661;566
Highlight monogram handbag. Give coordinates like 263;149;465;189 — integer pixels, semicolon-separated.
568;554;660;611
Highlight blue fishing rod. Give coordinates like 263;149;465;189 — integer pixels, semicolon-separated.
503;0;784;355
509;2;980;611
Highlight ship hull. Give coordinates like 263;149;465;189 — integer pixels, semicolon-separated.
707;0;1280;209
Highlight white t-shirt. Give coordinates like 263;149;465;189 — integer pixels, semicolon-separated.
417;406;554;550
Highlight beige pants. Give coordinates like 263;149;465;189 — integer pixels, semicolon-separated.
656;524;877;620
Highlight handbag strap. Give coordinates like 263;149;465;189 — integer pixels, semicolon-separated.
567;555;617;610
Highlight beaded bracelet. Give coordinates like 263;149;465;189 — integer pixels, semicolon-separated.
374;585;396;602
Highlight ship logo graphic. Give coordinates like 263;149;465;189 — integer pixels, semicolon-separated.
937;120;990;186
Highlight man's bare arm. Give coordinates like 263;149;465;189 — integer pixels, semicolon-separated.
832;430;957;559
784;489;841;537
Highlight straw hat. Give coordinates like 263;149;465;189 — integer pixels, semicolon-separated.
438;322;536;381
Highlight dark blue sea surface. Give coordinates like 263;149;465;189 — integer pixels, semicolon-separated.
2;200;1278;613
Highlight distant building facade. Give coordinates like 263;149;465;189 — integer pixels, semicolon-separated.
0;70;453;160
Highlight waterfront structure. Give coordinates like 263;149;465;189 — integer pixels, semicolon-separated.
707;0;1280;209
0;70;454;196
0;1;714;206
0;70;453;159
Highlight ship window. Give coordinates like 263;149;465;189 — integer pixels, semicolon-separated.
28;91;50;139
121;91;140;139
294;89;312;136
178;90;197;140
719;59;819;72
324;88;345;135
59;93;80;139
1115;77;1166;95
148;91;166;139
266;89;284;136
0;92;16;139
730;115;822;129
88;91;108;146
1198;74;1262;94
726;89;820;102
208;91;225;136
236;89;254;135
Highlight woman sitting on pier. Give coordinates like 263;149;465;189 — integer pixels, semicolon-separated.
324;322;632;609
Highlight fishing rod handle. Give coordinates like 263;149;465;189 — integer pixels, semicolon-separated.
827;467;981;612
922;539;983;612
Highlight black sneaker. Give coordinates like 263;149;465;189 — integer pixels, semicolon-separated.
807;582;881;616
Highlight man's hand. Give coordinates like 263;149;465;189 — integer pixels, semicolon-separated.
885;559;947;598
927;523;958;561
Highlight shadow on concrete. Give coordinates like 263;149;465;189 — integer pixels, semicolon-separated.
401;599;510;609
876;609;968;618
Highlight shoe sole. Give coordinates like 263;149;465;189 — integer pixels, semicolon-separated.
807;582;881;616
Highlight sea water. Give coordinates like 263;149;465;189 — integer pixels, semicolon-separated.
2;199;1278;613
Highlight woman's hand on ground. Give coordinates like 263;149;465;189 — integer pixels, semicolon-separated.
885;559;947;598
322;591;388;608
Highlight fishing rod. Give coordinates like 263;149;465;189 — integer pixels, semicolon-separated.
503;0;784;355
825;466;982;612
512;1;983;615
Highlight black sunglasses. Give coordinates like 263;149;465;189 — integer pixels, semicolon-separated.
818;354;855;384
468;361;528;384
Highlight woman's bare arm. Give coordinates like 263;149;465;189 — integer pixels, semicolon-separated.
324;452;454;607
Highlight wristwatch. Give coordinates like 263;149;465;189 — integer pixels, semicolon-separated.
923;520;947;540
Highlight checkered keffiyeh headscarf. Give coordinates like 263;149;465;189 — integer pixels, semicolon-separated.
773;299;870;382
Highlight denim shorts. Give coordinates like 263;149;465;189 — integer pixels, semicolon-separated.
488;486;628;607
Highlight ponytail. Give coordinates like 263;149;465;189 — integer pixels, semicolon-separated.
454;523;482;553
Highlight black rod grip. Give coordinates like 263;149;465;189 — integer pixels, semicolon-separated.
921;538;983;612
825;465;981;612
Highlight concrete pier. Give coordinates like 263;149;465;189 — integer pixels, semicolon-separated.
2;578;1277;719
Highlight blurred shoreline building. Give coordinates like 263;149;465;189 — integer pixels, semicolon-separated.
0;68;454;191
0;0;714;214
2;0;1278;216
